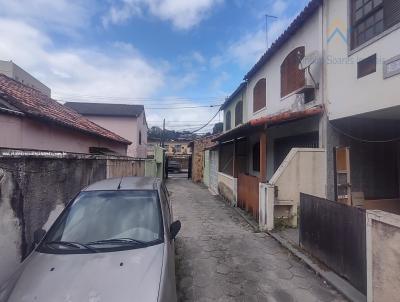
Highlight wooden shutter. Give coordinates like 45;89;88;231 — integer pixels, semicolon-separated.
225;111;231;131
281;47;305;97
235;101;243;126
385;0;400;28
253;78;266;112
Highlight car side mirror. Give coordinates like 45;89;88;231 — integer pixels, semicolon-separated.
33;229;46;245
170;220;181;240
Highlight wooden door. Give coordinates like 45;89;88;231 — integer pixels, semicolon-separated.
335;147;352;205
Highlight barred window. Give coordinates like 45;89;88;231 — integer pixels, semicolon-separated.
351;0;400;49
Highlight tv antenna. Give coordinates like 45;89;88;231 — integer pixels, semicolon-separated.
265;14;278;49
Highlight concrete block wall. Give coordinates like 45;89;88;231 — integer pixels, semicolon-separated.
0;150;146;285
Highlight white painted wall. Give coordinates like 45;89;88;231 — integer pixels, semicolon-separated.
245;8;323;121
325;0;400;120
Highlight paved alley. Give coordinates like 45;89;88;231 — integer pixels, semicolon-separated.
168;178;347;302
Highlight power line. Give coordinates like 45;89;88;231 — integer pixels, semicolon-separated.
190;108;221;134
144;104;222;110
329;121;400;143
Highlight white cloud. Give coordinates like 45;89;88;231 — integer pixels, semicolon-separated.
272;0;289;16
103;0;222;30
0;18;220;128
0;19;164;100
211;17;291;69
0;0;94;34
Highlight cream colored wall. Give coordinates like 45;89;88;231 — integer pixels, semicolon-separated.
325;0;400;120
245;8;323;121
366;210;400;302
85;113;148;158
270;148;327;204
0;114;127;154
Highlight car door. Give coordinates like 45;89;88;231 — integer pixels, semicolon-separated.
158;184;177;302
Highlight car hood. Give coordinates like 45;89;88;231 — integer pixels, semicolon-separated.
0;244;164;302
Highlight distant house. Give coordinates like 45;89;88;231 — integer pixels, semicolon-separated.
65;102;148;158
164;139;192;156
0;74;130;155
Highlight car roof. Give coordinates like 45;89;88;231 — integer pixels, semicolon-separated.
83;176;161;191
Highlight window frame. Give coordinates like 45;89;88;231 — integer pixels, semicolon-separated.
349;0;400;52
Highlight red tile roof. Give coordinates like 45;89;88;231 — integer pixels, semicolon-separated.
0;74;131;145
213;106;324;142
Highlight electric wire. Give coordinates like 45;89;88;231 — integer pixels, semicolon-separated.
328;120;400;143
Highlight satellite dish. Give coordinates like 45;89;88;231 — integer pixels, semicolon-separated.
299;51;319;70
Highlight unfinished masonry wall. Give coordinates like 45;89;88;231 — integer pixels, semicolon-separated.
0;150;145;285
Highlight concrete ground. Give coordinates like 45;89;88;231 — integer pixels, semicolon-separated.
167;178;347;302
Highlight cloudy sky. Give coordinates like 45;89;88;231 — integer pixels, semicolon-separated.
0;0;309;132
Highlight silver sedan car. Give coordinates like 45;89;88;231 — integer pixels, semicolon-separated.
0;177;181;302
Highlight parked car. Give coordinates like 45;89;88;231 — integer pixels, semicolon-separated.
0;177;181;302
167;160;181;173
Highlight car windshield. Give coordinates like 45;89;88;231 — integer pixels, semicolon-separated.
40;190;163;252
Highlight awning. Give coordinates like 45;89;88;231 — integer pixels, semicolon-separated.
213;105;324;143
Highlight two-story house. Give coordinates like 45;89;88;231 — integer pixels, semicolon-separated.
324;0;400;213
214;0;326;226
65;102;148;158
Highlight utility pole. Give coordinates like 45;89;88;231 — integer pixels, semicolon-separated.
161;118;165;147
265;14;278;49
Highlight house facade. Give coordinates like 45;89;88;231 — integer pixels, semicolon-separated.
214;0;400;228
0;75;130;155
65;102;148;158
210;0;400;299
324;0;400;210
164;140;192;156
214;0;326;226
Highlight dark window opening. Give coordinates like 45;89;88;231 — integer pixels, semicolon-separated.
253;142;260;172
281;47;305;98
351;0;400;49
139;131;142;145
219;142;234;176
253;78;266;112
273;132;319;171
304;88;316;103
225;110;232;131
358;54;377;78
235;101;243;126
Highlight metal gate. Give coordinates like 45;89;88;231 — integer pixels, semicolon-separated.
300;193;367;294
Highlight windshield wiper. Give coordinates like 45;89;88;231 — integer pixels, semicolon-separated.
87;238;147;246
46;241;97;253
